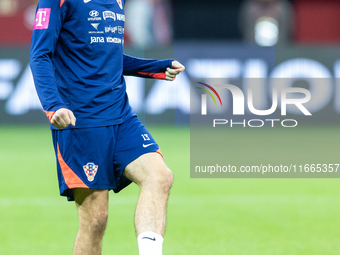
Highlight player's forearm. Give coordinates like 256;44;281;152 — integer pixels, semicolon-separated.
122;54;172;79
30;54;67;121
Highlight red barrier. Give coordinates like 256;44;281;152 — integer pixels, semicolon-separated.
295;0;340;44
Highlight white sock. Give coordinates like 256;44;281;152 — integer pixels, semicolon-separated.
137;231;164;255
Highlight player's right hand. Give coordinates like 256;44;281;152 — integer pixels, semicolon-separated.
51;108;76;129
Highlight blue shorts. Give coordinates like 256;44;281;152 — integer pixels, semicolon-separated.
52;116;161;201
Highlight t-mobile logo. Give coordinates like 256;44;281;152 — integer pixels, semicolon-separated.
33;8;51;30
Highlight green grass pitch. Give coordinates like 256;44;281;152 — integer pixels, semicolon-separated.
1;125;340;255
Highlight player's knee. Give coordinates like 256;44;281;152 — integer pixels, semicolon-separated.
89;209;108;234
155;166;173;194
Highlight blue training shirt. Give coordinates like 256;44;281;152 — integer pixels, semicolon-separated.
30;0;172;130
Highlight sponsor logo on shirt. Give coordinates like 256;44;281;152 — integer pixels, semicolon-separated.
116;13;125;21
89;23;104;34
106;37;122;44
103;11;116;21
89;10;99;17
90;36;105;44
116;0;123;9
88;10;102;21
84;0;92;3
91;23;99;30
105;26;117;33
118;26;124;34
33;8;51;30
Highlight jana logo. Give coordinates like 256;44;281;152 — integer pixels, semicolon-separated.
89;10;99;17
197;83;312;116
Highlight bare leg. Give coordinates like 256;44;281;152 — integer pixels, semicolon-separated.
73;189;109;255
124;152;173;236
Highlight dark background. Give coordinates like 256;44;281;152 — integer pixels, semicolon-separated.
172;0;244;40
172;0;340;43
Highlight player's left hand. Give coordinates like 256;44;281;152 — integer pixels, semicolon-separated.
166;61;185;81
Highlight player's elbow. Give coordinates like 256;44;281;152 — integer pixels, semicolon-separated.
29;53;42;73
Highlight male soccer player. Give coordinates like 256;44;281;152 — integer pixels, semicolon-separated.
30;0;185;254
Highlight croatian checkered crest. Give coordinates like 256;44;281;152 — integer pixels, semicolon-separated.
83;163;98;182
116;0;123;9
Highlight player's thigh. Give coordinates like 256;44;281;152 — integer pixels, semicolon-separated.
74;189;109;224
123;152;173;188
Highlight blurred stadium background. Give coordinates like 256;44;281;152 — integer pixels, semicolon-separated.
1;0;340;254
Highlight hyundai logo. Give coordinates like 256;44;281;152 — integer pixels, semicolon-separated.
89;10;99;17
